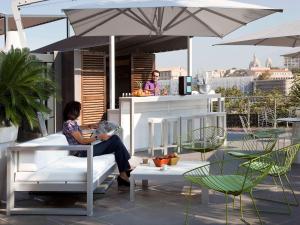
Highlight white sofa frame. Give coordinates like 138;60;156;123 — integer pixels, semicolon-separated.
6;142;116;216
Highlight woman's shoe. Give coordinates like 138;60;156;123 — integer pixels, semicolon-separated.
117;176;130;187
126;168;133;177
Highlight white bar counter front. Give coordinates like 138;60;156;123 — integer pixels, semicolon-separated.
119;94;225;155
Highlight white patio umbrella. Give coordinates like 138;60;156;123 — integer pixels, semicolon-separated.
216;20;300;47
63;0;281;37
63;0;281;109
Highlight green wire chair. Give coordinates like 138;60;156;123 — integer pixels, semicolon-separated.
240;143;300;214
181;126;226;161
183;157;273;225
227;134;277;160
240;115;286;140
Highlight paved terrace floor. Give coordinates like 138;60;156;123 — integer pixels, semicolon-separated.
0;131;300;225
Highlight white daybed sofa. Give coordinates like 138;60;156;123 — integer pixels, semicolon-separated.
6;133;116;216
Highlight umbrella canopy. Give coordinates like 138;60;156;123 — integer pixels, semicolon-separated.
63;0;282;37
0;14;65;35
281;51;300;58
32;35;188;54
216;20;300;47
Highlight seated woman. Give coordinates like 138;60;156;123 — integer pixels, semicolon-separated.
62;101;131;186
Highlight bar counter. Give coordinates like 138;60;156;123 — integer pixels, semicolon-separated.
118;94;225;155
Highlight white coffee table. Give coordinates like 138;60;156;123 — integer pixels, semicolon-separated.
129;161;210;204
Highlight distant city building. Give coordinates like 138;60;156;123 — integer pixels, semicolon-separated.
248;54;293;80
265;57;272;68
203;54;294;95
204;69;227;79
158;67;187;80
249;54;261;69
209;76;254;93
254;79;293;95
249;68;293;80
282;51;300;70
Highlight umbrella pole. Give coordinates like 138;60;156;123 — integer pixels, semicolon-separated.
187;36;193;76
109;35;115;109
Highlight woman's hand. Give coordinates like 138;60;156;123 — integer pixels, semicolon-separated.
98;133;111;141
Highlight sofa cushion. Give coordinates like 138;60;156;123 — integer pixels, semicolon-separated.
15;154;115;182
18;133;70;172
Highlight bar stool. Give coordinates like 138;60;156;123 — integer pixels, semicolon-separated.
148;116;181;156
180;114;208;148
180;115;196;145
164;116;181;153
148;117;166;156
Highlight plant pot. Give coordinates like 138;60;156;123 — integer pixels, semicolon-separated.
0;125;18;203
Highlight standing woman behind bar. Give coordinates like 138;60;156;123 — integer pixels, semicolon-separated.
144;70;161;96
62;101;132;187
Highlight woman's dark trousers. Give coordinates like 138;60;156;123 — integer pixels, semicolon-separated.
81;135;131;172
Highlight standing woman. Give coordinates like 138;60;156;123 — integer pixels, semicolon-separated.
62;101;131;186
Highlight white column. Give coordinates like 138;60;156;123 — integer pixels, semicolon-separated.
187;36;193;76
74;49;82;124
109;35;116;109
11;0;27;48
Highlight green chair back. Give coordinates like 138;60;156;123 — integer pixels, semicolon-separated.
182;126;226;153
241;144;300;176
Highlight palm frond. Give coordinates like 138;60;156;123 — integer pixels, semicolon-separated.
0;48;57;128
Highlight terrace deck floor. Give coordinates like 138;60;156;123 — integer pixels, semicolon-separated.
0;131;299;225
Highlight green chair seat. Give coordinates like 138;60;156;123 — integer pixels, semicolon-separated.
181;127;226;160
254;128;286;137
247;161;288;177
227;151;260;160
227;134;277;161
200;175;253;195
182;141;222;153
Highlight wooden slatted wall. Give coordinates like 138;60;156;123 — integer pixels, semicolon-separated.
131;54;155;93
81;51;106;125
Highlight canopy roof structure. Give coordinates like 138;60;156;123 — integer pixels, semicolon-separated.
281;51;300;58
63;0;282;37
0;14;65;36
33;35;187;55
216;20;300;47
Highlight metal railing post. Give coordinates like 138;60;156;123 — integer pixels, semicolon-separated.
274;98;277;128
247;97;251;128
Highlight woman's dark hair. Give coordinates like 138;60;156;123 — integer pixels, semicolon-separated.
63;101;81;121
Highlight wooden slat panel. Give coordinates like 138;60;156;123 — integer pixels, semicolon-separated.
131;54;155;93
81;51;106;126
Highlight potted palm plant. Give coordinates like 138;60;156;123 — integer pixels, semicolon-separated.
0;48;56;201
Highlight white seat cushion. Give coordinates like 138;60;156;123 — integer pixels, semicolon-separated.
15;154;115;183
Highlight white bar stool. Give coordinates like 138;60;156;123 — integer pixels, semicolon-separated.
164;116;181;153
148;117;166;156
148;116;180;156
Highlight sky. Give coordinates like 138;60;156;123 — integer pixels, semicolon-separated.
1;0;300;74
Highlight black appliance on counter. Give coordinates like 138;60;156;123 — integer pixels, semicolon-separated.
179;76;192;95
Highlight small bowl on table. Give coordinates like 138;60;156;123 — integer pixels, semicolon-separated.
168;157;180;166
153;158;170;167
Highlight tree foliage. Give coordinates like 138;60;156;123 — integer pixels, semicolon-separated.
289;77;300;107
216;86;290;116
215;86;247;113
